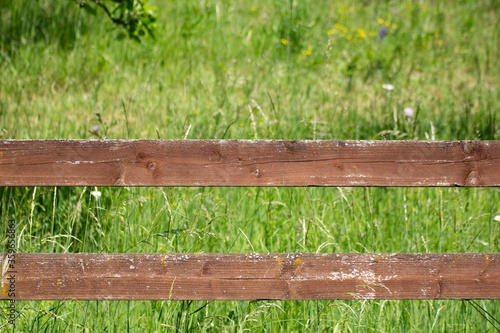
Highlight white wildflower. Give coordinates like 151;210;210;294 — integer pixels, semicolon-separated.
382;83;394;91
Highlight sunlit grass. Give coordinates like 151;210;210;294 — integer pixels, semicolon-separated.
0;0;499;331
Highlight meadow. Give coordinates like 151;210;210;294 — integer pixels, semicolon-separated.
1;0;499;331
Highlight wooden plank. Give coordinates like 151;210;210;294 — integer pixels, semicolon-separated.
0;140;498;187
2;253;499;300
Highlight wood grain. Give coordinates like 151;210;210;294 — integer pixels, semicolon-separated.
1;253;498;300
0;140;499;186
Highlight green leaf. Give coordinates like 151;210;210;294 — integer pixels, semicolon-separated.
80;3;97;16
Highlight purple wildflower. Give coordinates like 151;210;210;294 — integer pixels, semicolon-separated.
92;125;99;131
379;26;388;41
404;107;414;117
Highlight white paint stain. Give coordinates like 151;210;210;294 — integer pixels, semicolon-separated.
328;269;397;284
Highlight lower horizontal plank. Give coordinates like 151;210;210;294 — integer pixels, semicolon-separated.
1;253;498;300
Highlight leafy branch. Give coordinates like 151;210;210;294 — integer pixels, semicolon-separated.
74;0;157;41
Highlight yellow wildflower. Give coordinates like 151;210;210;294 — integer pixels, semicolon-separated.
328;29;335;35
357;28;366;38
346;35;352;40
378;18;384;24
385;21;390;26
303;45;313;56
281;38;288;45
392;23;397;29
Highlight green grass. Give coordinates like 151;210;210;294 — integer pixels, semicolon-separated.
1;0;500;331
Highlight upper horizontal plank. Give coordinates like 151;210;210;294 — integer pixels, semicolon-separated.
1;253;498;300
0;140;499;186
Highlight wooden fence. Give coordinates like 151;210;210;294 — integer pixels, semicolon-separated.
1;140;499;300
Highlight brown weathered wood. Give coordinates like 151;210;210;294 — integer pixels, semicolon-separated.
2;140;499;302
2;253;498;300
0;140;499;187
